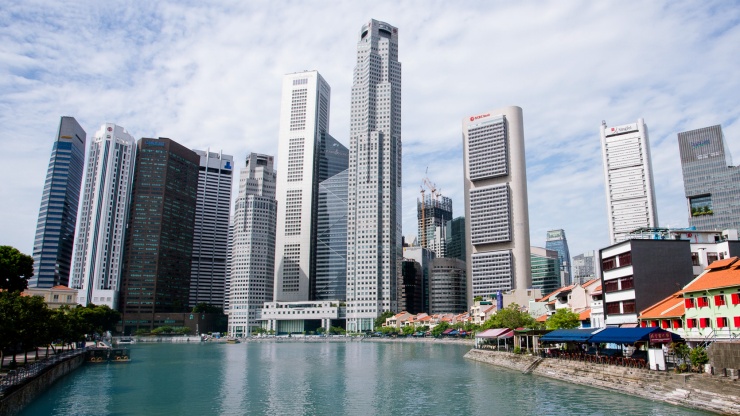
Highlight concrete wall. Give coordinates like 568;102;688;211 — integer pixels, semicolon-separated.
465;349;740;415
709;342;740;372
0;354;85;416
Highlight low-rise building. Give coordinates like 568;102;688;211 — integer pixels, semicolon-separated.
638;292;686;339
23;285;78;309
261;301;344;334
681;257;740;341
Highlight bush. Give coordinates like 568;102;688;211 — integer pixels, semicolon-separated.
513;347;522;354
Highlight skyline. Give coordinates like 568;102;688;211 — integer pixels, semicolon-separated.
2;1;739;263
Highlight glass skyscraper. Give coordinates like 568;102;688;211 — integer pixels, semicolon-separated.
445;216;466;262
31;116;86;288
530;246;561;296
678;125;740;231
314;168;349;301
545;229;571;286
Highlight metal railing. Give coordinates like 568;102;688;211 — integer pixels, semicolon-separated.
0;348;86;394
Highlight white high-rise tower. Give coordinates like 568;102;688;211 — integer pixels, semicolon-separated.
70;123;136;309
346;19;402;332
600;119;658;244
274;71;332;302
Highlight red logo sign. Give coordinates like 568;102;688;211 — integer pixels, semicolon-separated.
107;127;113;132
469;113;490;122
649;331;673;344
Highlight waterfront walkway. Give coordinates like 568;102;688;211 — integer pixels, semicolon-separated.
0;349;85;397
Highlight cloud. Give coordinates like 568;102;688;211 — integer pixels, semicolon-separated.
1;0;738;264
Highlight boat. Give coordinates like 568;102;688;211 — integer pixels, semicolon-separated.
86;341;131;363
226;338;240;344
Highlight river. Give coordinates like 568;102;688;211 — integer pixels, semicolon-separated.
20;341;710;415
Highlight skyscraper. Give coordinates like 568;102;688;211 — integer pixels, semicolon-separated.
70;123;136;308
345;19;402;332
572;250;599;285
120;138;200;332
462;106;531;305
530;246;561;296
315;168;349;301
545;229;571;286
600;119;658;244
228;153;277;337
274;71;346;302
189;149;234;309
417;194;452;256
445;216;466;262
429;257;467;314
31;116;86;288
678;125;740;231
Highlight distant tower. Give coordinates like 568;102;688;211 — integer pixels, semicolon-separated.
345;19;402;332
315;168;349;301
462;106;531;305
274;71;347;303
530;246;561;296
120;138;200;332
600;119;658;243
445;216;466;262
545;229;571;286
228;153;277;337
31;117;86;288
417;191;452;257
189;149;234;309
572;250;598;285
70;123;136;309
429;258;467;314
678;125;740;231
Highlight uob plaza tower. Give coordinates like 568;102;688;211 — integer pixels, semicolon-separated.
345;19;402;332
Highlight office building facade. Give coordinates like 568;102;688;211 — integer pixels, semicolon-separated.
31;116;86;288
120;138;200;332
445;216;466;262
678;125;740;231
600;119;659;244
530;246;561;296
315;168;349;301
545;229;571;286
70;124;136;309
345;19;402;332
572;250;599;284
462;106;531;305
429;257;467;314
189;149;234;309
417;194;452;256
228;153;277;337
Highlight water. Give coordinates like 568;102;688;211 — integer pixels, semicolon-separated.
21;341;710;416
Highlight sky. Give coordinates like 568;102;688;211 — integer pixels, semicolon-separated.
1;0;739;262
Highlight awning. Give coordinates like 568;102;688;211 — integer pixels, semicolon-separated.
540;328;599;343
476;328;512;339
588;328;682;345
498;330;514;339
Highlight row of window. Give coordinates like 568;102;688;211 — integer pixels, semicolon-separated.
685;293;740;308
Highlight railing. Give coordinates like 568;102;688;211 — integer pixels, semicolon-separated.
0;348;86;394
542;350;648;369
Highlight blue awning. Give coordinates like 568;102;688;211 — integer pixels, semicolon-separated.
588;328;682;345
539;329;598;343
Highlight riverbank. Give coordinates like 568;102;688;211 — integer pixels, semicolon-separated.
465;349;740;415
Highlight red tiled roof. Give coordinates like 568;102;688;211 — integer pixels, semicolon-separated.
683;258;740;293
582;279;600;288
577;309;591;320
51;285;74;290
538;284;576;302
639;292;685;319
536;314;548;322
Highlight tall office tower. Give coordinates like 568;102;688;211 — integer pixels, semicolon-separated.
70;123;136;308
189;149;234;309
315;169;349;301
31;117;86;288
429;258;467;314
545;229;572;286
678;125;740;231
417;194;452;256
400;259;423;313
600;119;658;244
345;19;402;332
274;71;347;302
462;106;531;306
572;250;599;284
445;216;466;262
403;246;435;313
530;246;561;296
120;138;199;332
228;153;277;337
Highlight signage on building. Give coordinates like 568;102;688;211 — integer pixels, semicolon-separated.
547;230;563;239
146;140;165;147
690;139;711;149
648;331;673;344
605;123;638;137
469;113;491;122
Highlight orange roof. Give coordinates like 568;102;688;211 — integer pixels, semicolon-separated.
51;285;74;290
578;309;591;320
683;258;740;293
536;314;548;322
546;299;556;305
582;279;600;288
639;292;685;319
538;285;575;302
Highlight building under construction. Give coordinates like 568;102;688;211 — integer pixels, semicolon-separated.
417;194;453;256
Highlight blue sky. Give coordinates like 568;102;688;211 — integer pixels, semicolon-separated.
1;0;739;260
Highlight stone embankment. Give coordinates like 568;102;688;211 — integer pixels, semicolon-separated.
465;349;740;415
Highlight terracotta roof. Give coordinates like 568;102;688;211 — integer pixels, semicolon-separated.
682;259;740;293
51;285;74;290
582;279;600;288
546;299;556;305
639;292;685;319
577;309;591;320
536;314;548;322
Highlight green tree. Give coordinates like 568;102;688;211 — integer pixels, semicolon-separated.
192;303;223;314
431;321;450;337
481;303;537;330
329;326;346;335
545;308;581;330
690;346;709;371
375;310;395;329
401;325;415;335
17;294;53;362
0;291;23;367
0;246;34;292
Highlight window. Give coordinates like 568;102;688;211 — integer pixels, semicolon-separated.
617;252;632;267
731;293;740;305
699;318;710;328
716;317;728;328
691;252;700;266
620;276;634;290
734;316;740;328
697;296;709;308
714;295;726;306
640;321;647;328
661;320;669;329
684;298;695;308
604;280;619;293
707;252;719;264
606;302;621;314
687;318;697;328
672;319;682;329
602;256;617;271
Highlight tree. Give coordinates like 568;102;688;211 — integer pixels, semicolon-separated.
431;321;450;337
375;310;395;329
690;345;709;371
0;246;34;292
192;303;223;314
401;325;415;336
546;308;581;330
481;303;537;330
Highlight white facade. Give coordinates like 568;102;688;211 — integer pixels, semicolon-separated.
462;106;531;305
261;301;343;334
70;123;136;309
345;19;402;332
228;153;277;337
190;149;233;309
274;71;331;302
600;242;638;326
600;119;658;244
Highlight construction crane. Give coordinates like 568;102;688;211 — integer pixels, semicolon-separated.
419;169;438;249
